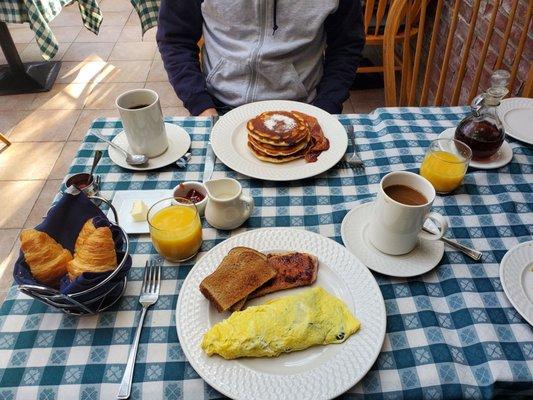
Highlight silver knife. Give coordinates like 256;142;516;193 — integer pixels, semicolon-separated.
202;115;219;183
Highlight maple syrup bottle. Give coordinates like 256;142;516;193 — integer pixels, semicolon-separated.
455;70;509;160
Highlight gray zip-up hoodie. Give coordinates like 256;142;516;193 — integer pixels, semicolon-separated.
157;0;365;115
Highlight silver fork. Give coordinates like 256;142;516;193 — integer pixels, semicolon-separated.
344;125;364;168
117;261;161;399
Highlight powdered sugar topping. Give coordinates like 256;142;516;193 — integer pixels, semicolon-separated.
263;114;297;132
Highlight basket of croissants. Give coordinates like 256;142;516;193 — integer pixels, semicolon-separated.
13;189;132;315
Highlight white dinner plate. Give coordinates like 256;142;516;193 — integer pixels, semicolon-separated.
500;240;533;326
107;190;172;234
341;201;444;277
108;123;191;171
211;100;348;181
176;228;386;400
498;97;533;145
438;128;513;169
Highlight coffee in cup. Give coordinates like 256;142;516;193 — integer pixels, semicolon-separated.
116;89;168;158
383;185;428;206
367;171;448;255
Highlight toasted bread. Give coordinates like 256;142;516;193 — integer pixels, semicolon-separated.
230;252;319;311
229;297;248;312
199;247;276;312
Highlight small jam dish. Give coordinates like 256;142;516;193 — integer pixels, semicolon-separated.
65;173;99;197
173;181;208;216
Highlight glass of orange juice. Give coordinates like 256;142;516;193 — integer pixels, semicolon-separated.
148;197;203;262
420;138;472;194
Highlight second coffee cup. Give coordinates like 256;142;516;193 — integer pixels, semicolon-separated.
116;89;168;158
367;171;448;255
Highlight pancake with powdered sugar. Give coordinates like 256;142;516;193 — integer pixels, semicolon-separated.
247;111;310;147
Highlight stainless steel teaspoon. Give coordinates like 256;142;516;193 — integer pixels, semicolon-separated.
422;227;482;261
92;132;148;166
87;150;102;185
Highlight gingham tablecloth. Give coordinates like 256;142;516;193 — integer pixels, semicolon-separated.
0;1;102;60
1;108;532;399
0;1;158;60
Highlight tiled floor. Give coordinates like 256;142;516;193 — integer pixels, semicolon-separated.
0;0;384;301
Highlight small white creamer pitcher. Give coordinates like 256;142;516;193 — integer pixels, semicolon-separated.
204;178;254;230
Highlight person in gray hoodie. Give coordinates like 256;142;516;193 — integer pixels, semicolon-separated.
157;0;365;116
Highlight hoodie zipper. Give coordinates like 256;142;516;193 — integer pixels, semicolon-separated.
245;0;268;103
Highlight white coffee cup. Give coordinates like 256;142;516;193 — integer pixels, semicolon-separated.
116;89;168;158
367;171;448;255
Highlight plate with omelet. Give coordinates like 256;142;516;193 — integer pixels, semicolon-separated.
176;228;386;400
211;100;348;181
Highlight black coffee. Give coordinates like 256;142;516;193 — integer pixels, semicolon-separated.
384;185;427;206
128;104;150;110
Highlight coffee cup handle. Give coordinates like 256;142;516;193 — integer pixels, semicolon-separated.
418;212;448;241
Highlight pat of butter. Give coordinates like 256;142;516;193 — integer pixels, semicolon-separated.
131;200;148;222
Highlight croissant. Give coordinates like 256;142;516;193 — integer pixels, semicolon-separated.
67;226;117;280
20;229;72;287
75;219;97;252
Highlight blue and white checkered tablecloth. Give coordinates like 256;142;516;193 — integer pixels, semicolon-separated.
0;107;532;399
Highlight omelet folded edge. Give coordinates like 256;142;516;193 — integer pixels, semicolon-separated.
201;286;361;359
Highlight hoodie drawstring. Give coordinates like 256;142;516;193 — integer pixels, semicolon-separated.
272;0;278;35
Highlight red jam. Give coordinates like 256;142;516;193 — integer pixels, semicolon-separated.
185;189;205;203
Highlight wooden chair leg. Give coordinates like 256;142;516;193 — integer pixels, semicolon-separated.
0;132;11;147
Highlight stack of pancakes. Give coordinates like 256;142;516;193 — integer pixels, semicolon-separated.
247;111;312;163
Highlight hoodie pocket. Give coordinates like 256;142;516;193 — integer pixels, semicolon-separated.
205;58;223;85
253;62;309;102
206;58;251;106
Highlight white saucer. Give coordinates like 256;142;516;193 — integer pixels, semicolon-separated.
498;97;533;145
341;201;444;277
500;240;533;326
438;127;513;170
108;123;191;171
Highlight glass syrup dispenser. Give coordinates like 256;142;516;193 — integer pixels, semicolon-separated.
454;70;510;160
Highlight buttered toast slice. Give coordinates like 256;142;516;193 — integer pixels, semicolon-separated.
199;247;276;312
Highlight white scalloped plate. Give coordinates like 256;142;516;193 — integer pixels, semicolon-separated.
498;97;533;145
176;228;386;400
211;100;348;181
500;240;533;326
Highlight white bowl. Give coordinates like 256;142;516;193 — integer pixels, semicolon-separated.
172;181;208;216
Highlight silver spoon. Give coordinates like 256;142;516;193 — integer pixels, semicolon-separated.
92;132;148;166
422;227;482;261
87;150;102;185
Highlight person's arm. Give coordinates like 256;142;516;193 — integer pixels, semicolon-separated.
312;0;365;114
157;0;216;116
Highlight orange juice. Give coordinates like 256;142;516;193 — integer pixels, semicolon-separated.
420;150;466;193
149;204;202;262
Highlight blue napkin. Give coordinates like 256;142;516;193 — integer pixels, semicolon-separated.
13;192;132;300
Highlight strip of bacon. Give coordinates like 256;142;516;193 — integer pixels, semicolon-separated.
292;111;330;163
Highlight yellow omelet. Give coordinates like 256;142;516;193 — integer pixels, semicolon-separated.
201;286;360;359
